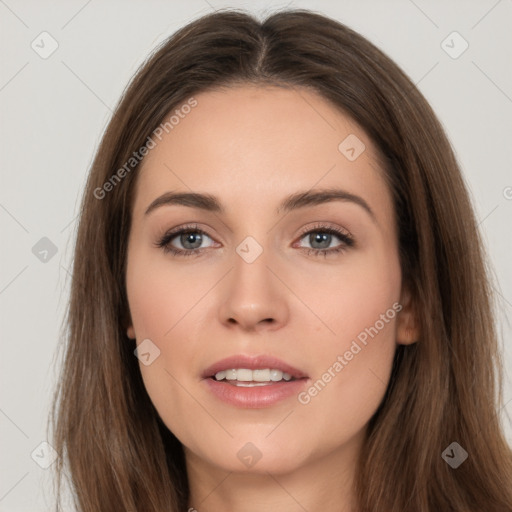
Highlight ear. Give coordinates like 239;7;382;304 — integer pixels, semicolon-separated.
122;306;136;339
396;283;420;345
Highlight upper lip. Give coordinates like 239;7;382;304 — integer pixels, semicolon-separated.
202;354;308;379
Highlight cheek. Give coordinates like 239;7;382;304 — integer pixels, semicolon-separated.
126;249;208;339
125;250;214;437
299;316;398;424
290;295;400;460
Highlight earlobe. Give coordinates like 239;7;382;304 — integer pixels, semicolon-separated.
127;325;136;340
396;285;420;345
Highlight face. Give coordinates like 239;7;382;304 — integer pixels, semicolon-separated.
125;84;416;476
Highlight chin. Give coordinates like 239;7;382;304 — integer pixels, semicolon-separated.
192;436;312;475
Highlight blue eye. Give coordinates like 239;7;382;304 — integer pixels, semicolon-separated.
297;225;354;258
155;224;214;257
155;223;354;258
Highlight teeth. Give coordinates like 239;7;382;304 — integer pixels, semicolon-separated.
215;370;227;381
269;369;283;381
224;369;237;380
214;368;295;382
253;369;270;381
236;369;252;381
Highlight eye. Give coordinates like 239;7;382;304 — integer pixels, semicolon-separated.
155;223;215;257
295;223;354;258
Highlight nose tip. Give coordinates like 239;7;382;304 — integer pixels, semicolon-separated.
219;250;289;331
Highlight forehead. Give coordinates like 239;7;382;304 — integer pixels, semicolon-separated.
132;84;391;222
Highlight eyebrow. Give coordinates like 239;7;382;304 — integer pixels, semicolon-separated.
144;188;376;222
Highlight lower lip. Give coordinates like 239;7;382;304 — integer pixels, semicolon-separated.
204;377;309;408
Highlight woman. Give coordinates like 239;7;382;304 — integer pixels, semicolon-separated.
50;8;512;512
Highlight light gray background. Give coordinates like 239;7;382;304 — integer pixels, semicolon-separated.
1;0;511;510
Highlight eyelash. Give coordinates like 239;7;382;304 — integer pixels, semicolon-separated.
155;222;354;258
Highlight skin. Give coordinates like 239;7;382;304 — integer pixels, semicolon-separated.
125;84;419;512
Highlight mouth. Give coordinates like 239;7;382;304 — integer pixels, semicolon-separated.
202;354;308;382
210;368;299;386
201;354;309;408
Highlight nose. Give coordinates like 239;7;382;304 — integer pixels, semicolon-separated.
218;246;289;332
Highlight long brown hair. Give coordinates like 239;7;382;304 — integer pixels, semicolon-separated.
49;8;512;511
